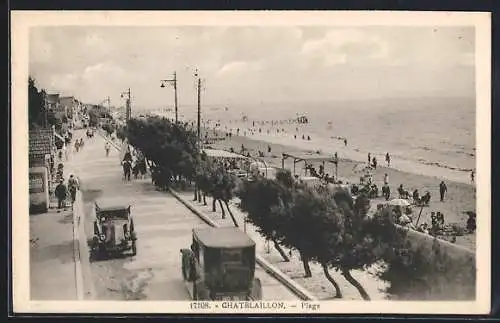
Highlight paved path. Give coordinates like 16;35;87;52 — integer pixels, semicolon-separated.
77;132;298;300
29;208;77;300
29;131;89;301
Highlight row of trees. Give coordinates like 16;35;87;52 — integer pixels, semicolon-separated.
237;169;411;300
123;116;199;188
28;76;67;133
122;115;465;301
122;116;242;226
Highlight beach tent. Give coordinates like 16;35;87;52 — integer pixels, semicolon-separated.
281;152;339;179
202;149;248;160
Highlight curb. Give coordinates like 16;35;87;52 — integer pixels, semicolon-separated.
67;132;95;301
72;188;85;300
169;189;317;301
100;131;316;301
73;189;97;300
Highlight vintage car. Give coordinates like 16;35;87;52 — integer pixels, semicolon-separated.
180;227;262;300
90;198;137;260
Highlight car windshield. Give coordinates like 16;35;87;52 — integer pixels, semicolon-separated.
98;209;128;220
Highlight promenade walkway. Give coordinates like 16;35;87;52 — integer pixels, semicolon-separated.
29;129;88;300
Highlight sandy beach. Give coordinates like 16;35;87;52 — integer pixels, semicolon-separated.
201;128;476;251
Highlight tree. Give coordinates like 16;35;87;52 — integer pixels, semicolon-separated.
270;169;313;275
237;175;291;262
209;164;239;227
28;76;46;129
280;185;345;297
88;109;100;127
116;125;126;141
102;123;115;136
124;116;198;188
195;154;211;206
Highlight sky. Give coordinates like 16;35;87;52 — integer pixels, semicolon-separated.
29;26;475;110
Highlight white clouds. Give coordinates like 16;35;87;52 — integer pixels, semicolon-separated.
300;29;389;66
28;26;475;106
215;61;249;77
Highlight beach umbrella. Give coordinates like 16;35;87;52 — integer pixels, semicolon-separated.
388;198;411;207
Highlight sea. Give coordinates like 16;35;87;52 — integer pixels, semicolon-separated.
145;97;476;184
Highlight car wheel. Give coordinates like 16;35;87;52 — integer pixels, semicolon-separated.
250;278;262;300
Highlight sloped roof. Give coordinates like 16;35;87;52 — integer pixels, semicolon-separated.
29;129;53;156
193;227;255;248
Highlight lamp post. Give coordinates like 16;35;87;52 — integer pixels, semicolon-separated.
195;69;201;149
160;72;178;123
120;88;131;121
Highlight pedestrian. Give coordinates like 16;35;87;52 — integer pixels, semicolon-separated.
54;179;67;210
105;142;111;157
123;149;132;164
412;189;420;204
372;156;377;169
344;138;347;146
74;140;80;153
68;174;79;203
439;181;447;202
386;152;391;167
471;170;475;183
384;173;389;185
123;160;132;181
63;143;68;161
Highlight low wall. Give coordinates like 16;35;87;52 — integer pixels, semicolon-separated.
392;224;476;300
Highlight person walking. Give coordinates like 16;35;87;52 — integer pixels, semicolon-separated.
54;179;67;210
386;152;391;167
439;181;447;202
68;174;79;204
105;142;111;157
384;173;389;185
123;160;132;182
372;156;377;169
368;153;371;165
63;143;68;161
74;140;80;153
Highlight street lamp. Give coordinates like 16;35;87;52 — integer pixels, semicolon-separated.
160;72;178;123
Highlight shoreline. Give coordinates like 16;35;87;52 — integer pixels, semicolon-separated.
203;123;475;185
204;128;475;188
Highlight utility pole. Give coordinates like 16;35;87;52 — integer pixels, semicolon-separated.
160;72;178;123
121;88;131;121
43;91;48;128
196;71;201;149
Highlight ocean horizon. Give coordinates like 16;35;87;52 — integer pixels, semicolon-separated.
141;96;476;184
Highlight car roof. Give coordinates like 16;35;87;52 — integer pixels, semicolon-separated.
95;197;131;211
193;227;255;248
